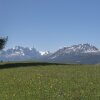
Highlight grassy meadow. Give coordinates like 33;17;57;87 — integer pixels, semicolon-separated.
0;62;100;100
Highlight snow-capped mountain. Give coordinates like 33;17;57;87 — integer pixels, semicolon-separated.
52;44;99;56
39;51;50;56
0;46;41;61
48;44;100;64
0;44;100;64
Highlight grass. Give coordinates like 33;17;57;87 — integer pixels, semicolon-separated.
0;63;100;100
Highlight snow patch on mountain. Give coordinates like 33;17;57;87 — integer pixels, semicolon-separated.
60;44;99;54
39;51;50;56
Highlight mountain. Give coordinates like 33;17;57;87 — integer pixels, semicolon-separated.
0;46;41;61
0;44;100;64
47;44;100;64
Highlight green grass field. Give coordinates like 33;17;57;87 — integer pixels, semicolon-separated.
0;63;100;100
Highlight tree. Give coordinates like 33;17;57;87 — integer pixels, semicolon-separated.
0;36;8;50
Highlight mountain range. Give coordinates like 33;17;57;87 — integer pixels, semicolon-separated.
0;43;100;64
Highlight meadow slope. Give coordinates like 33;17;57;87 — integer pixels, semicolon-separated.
0;63;100;100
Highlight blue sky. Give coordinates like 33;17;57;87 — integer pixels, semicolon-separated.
0;0;100;51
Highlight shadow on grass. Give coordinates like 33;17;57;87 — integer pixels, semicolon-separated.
0;62;66;69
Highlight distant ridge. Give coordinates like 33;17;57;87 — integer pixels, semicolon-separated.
0;43;100;64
